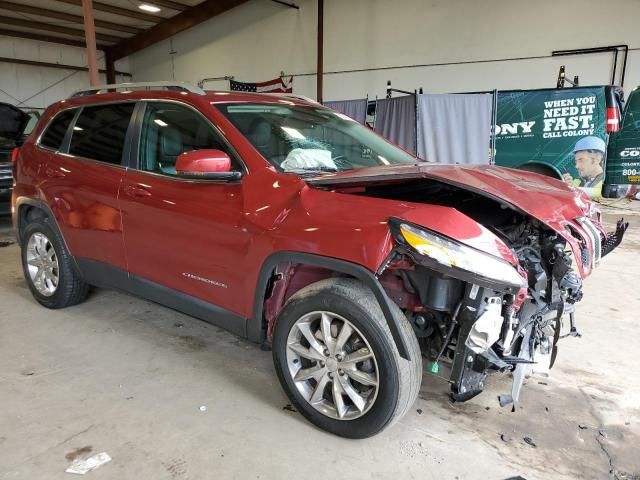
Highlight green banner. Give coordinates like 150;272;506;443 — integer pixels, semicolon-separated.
494;87;607;194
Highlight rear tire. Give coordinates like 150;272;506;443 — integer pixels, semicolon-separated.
21;217;89;309
272;277;421;438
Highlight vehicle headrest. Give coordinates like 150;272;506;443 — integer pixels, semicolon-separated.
160;126;183;157
248;118;272;147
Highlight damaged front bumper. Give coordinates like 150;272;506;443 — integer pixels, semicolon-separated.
602;219;629;258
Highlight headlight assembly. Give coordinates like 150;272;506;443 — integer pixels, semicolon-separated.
390;219;526;291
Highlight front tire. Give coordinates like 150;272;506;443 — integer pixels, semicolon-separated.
21;217;89;309
272;278;421;438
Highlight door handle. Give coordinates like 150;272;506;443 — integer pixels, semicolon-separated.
45;167;65;178
124;185;152;198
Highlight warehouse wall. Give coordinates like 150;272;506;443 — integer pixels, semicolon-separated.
0;36;129;111
130;0;640;101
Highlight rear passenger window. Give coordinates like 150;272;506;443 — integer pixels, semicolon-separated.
40;110;75;150
69;104;134;164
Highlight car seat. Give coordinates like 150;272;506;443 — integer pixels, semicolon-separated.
158;126;183;175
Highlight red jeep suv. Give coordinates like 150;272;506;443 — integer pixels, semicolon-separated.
11;82;626;438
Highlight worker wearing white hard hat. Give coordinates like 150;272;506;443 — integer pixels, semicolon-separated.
562;136;606;198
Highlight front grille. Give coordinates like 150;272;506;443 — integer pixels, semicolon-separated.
575;217;602;269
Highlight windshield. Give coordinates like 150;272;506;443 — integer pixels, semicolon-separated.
216;103;417;173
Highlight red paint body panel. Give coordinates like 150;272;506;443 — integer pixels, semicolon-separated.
305;163;598;277
176;149;232;173
12;89;605;326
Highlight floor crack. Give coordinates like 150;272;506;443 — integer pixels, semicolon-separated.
595;432;616;479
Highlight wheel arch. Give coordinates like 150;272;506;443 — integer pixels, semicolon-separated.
250;251;412;360
14;197;74;259
15;197;54;244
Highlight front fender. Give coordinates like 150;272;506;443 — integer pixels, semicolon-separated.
250;251;412;360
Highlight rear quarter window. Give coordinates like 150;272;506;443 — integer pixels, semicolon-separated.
40;109;76;150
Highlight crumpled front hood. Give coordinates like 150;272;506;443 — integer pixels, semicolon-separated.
307;163;589;233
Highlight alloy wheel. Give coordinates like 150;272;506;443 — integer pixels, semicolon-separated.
26;232;59;297
286;311;379;420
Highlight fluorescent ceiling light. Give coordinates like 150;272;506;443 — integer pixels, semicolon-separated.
139;3;161;13
154;119;168;127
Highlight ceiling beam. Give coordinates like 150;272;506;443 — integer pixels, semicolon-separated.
53;0;161;23
0;56;132;77
0;14;122;43
0;1;140;34
109;0;249;60
149;0;189;11
0;27;107;49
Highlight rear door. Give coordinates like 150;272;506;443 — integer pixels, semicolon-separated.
40;102;135;272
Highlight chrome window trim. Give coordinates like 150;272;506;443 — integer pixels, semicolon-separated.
122;167;241;184
34;97;247;179
35;99;140;153
56;152;127;171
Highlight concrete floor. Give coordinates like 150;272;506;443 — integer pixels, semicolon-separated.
1;204;639;480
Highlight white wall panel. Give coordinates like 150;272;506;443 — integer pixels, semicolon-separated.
128;0;640;101
0;36;130;111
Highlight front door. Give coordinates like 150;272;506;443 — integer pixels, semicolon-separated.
119;101;249;318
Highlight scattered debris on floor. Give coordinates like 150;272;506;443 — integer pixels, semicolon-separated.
500;434;512;443
65;446;93;462
0;240;14;248
523;437;537;448
416;408;423;414
65;452;111;475
282;404;297;413
199;405;207;412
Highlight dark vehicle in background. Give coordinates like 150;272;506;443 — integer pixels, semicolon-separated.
0;103;39;215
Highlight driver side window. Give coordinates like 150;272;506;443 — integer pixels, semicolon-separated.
138;102;235;176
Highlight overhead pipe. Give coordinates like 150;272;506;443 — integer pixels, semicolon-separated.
552;45;629;87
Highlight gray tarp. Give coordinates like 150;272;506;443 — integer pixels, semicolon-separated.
374;95;416;154
416;93;492;164
323;98;368;124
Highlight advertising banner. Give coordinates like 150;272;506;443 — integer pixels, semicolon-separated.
494;87;607;197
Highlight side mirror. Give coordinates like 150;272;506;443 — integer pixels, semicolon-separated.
175;149;241;180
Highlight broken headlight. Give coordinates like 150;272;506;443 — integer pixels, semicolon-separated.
391;219;526;291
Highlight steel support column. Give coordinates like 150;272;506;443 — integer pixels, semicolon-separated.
81;0;99;86
316;0;323;103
